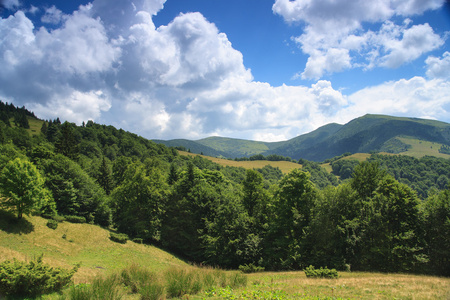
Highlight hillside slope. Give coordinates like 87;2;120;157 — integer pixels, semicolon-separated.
0;211;186;284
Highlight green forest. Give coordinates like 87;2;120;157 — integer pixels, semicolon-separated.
0;101;449;277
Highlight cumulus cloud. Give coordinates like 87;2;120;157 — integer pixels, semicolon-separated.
274;0;446;79
41;5;64;24
426;52;450;79
341;76;450;122
28;90;112;123
1;0;20;10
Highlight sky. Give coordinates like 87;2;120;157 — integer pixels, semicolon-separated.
1;0;450;142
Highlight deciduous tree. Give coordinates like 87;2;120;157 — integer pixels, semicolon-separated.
0;158;54;218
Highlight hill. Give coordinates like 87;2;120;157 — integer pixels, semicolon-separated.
154;114;450;161
0;211;187;284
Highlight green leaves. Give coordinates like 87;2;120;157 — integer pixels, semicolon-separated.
0;256;78;297
0;157;54;218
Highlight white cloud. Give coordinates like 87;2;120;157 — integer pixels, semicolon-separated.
380;23;444;68
41;5;64;24
341;76;450;122
2;0;20;10
426;52;450;79
27;90;111;124
274;0;446;79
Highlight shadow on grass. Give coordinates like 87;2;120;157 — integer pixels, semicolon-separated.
0;210;34;234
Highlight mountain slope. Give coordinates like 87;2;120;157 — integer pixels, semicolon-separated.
153;114;450;161
152;138;228;157
267;114;450;161
197;136;270;158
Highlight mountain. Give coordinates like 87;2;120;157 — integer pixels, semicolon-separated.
153;114;450;161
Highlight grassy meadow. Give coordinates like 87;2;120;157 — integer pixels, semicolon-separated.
179;151;302;174
397;137;450;159
1;212;449;299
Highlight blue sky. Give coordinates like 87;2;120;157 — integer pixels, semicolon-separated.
1;0;450;142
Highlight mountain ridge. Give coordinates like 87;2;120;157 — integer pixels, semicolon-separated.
154;114;450;161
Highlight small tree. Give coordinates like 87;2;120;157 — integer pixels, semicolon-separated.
0;158;53;218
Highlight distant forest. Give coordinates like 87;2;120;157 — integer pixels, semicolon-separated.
0;101;449;276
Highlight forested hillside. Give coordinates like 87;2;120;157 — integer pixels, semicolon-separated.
0;101;449;277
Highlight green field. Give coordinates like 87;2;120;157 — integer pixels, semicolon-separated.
1;212;449;299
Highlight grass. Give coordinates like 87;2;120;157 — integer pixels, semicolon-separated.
8;116;44;136
0;210;186;284
398;136;450;159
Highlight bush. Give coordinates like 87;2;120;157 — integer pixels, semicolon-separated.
110;232;129;244
238;263;265;273
132;238;143;244
46;219;58;230
52;215;66;222
0;256;78;297
64;215;86;223
304;265;339;279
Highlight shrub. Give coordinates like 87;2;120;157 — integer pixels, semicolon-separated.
132;238;143;244
110;232;129;244
238;263;265;273
46;219;58;230
304;265;339;279
52;215;66;222
64;215;86;223
0;256;78;297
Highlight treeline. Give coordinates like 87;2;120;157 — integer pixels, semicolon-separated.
235;154;293;162
331;154;450;198
0;103;449;276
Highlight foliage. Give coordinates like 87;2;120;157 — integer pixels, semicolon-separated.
331;158;360;179
420;188;450;276
439;144;450;154
46;219;58;229
0;157;55;218
266;169;317;270
368;154;450;198
0;256;78;297
304;265;339;278
110;232;129;244
238;263;265;273
41;154;111;226
111;159;168;242
64;215;87;223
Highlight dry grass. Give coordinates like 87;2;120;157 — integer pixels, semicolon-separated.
0;213;187;284
238;271;450;300
180;151;301;174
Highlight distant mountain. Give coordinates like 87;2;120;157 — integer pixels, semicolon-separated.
152;139;228;157
153;114;450;162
